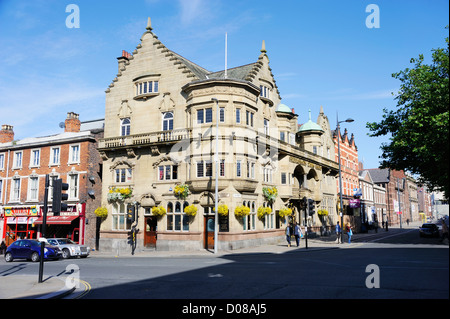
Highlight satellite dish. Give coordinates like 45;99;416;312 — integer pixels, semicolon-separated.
59;122;65;129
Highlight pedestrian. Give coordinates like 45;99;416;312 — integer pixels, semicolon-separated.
440;220;449;243
406;219;410;226
335;221;342;243
0;241;6;255
385;220;389;231
294;222;303;247
285;223;292;247
346;223;353;244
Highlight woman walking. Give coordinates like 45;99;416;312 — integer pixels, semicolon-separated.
346;223;353;244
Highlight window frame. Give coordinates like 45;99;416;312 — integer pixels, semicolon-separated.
10;176;21;202
28;176;39;202
162;112;174;131
121;118;131;136
68;173;79;200
50;147;60;166
166;201;190;232
13;151;23;169
68;144;80;164
115;167;133;184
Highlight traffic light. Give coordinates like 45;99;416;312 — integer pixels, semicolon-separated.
52;178;69;215
308;199;315;216
127;205;135;223
302;197;308;208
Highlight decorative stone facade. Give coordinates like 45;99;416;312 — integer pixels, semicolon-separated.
98;19;339;253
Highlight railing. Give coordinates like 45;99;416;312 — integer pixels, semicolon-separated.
99;128;192;149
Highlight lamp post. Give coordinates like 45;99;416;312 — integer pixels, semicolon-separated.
211;98;219;254
336;114;354;243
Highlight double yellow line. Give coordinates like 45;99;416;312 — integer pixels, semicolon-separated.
66;278;91;299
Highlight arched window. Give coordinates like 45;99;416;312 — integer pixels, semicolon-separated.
166;201;189;232
167;202;173;230
121;118;131;136
162;112;174;131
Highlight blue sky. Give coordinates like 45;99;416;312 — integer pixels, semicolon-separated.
0;0;448;170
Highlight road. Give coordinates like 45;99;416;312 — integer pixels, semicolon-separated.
1;227;448;303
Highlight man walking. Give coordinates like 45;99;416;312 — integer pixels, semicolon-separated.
294;222;303;247
335;221;342;244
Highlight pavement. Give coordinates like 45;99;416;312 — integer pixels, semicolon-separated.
1;220;445;299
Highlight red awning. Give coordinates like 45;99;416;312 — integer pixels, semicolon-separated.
34;216;79;225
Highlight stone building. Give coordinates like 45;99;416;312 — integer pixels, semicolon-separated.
0;113;104;248
97;19;339;252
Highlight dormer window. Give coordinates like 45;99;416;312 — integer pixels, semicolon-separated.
260;85;270;99
259;82;274;106
136;80;159;96
133;74;160;100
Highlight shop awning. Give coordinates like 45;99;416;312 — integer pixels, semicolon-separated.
34;216;79;225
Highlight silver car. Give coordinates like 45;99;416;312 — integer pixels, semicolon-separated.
46;238;90;259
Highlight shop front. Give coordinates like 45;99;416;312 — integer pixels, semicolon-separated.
2;206;39;246
34;203;86;244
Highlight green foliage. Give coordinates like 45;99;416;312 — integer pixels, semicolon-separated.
367;30;449;198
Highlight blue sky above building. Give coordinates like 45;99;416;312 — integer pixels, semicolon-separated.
0;0;448;169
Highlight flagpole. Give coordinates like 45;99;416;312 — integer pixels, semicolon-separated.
224;33;227;79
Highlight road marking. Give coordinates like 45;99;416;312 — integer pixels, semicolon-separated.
366;229;416;242
65;278;91;299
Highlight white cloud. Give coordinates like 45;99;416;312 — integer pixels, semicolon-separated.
322;89;395;101
178;0;207;25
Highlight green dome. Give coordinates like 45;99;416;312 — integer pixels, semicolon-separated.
298;110;324;133
276;103;292;113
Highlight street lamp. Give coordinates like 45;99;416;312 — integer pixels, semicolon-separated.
211;98;219;254
336;114;354;243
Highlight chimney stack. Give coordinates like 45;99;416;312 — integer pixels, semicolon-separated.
117;50;131;74
0;125;14;143
65;112;81;133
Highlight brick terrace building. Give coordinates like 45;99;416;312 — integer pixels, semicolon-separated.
367;168;412;226
333;128;360;229
0;113;104;248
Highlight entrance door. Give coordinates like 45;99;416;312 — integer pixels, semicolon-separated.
144;216;157;248
204;216;215;250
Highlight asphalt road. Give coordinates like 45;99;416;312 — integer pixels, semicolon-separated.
1;227;448;303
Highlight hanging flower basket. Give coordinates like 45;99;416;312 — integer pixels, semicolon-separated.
184;204;198;217
234;205;250;218
318;209;329;216
152;206;167;217
262;186;278;203
107;187;133;202
174;184;190;199
213;204;229;216
278;207;292;218
94;207;108;219
257;206;272;219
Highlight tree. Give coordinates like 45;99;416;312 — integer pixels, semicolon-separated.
367;30;449;198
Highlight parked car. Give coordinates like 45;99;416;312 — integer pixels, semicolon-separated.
419;223;440;238
4;239;62;262
45;238;90;259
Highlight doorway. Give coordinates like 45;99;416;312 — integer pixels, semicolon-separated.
144;216;157;248
204;216;215;250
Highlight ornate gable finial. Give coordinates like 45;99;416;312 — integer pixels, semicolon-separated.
261;40;267;53
146;17;153;31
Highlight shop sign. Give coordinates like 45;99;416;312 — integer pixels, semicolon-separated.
349;199;360;208
7;216;38;224
4;206;38;217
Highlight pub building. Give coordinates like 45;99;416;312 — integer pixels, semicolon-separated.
97;19;340;253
